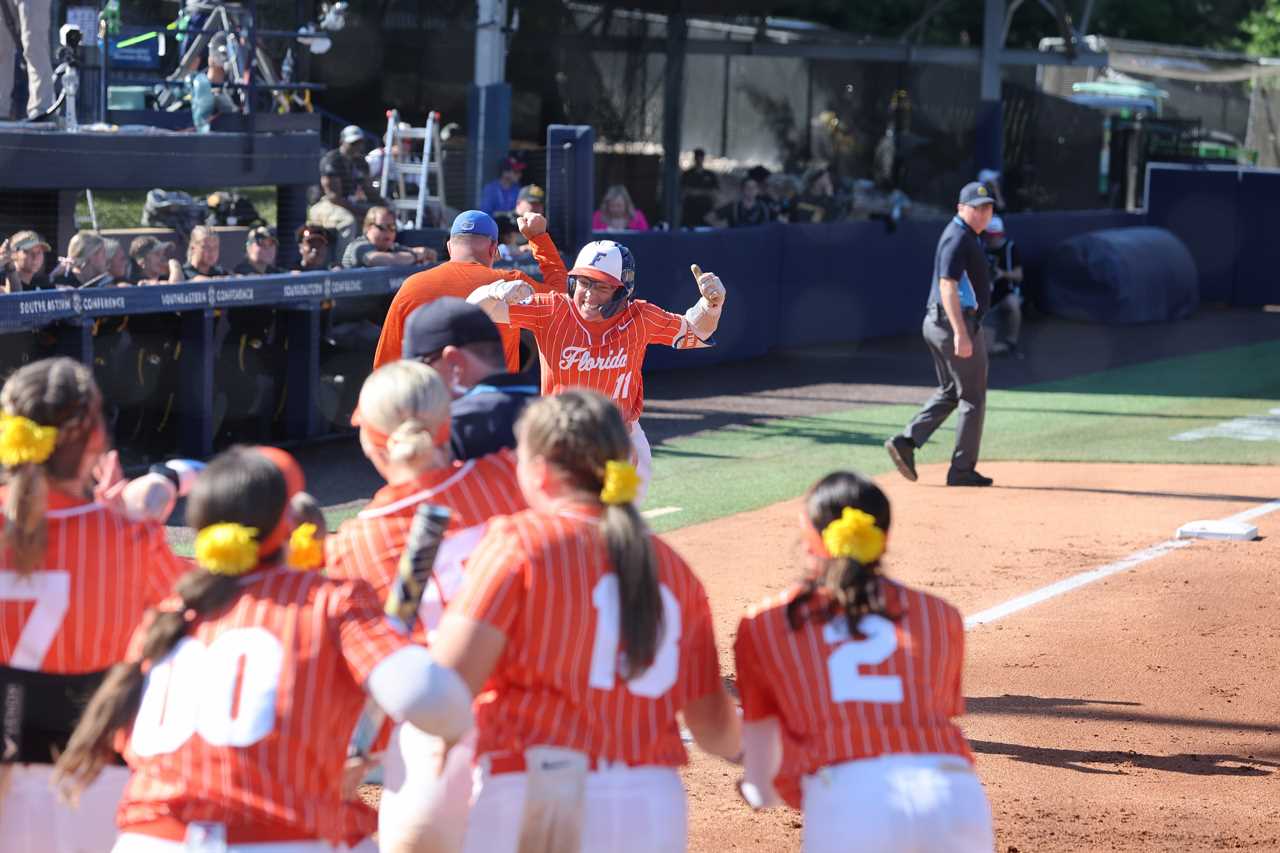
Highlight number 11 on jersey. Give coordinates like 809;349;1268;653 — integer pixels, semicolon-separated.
611;372;633;402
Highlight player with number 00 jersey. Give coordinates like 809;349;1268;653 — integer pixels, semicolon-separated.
733;470;994;853
325;360;527;853
431;390;741;853
0;358;188;853
53;446;473;853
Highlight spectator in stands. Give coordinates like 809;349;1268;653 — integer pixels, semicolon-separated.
233;226;285;276
342;206;436;269
1;230;52;292
514;184;545;216
982;216;1023;357
182;226;229;280
746;164;783;220
103;239;130;284
977;169;1007;212
312;125;380;260
401;297;538;461
128;237;183;285
790;165;842;224
592;184;650;232
295;224;339;272
480;154;525;216
770;174;801;223
0;0;53;120
708;176;773;228
50;232;112;288
680;148;719;229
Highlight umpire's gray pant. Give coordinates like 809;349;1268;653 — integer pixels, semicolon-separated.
903;308;988;474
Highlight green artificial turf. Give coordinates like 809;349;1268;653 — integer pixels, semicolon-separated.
644;340;1280;532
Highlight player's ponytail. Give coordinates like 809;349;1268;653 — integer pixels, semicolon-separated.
55;447;288;798
0;358;103;576
518;390;661;676
355;361;452;473
786;471;899;638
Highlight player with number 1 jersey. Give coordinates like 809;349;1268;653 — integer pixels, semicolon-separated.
53;446;473;853
468;240;727;502
733;470;993;852
432;390;741;853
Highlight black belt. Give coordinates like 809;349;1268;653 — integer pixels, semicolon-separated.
928;304;979;323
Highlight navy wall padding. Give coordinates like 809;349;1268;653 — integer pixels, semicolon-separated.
1144;165;1242;304
1041;227;1199;324
616;225;784;371
1232;170;1280;306
1002;210;1143;304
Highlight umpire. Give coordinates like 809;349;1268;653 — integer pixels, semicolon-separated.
885;181;996;487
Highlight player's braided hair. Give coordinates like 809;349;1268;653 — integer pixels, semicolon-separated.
518;390;661;678
54;447;287;799
1;358;103;576
786;471;900;639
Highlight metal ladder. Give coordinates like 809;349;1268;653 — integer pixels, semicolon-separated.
379;109;446;229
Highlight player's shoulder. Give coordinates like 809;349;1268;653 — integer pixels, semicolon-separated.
890;580;963;630
471;448;520;485
741;582;807;629
650;534;708;600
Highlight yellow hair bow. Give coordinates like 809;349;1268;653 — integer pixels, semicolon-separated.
194;523;260;576
821;508;885;564
287;523;324;571
0;412;59;467
600;460;640;506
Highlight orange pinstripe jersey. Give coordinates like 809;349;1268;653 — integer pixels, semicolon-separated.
734;580;972;807
450;506;722;766
116;567;409;846
507;293;686;424
0;489;186;674
325;451;526;645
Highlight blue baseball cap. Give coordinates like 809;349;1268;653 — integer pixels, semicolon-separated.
450;210;499;240
958;181;996;206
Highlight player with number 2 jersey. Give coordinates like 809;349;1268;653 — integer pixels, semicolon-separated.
468;240;727;502
733;470;993;853
432;390;741;853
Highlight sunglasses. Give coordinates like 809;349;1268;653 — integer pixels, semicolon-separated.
570;275;618;293
372;222;398;233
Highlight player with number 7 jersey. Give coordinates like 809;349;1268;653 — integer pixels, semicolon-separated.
0;358;189;853
431;390;741;853
733;470;993;852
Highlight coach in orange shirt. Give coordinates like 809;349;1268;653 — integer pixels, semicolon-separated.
373;209;566;372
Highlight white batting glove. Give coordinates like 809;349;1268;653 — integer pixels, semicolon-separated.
487;280;534;304
691;264;726;309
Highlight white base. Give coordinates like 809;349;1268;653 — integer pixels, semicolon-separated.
1176;520;1259;541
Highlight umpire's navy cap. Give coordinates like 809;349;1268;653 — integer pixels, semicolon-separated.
403;297;502;359
958;181;996;206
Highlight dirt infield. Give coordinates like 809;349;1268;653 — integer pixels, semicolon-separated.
668;462;1280;852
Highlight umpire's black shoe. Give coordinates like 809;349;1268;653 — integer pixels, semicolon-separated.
884;436;918;482
946;469;994;487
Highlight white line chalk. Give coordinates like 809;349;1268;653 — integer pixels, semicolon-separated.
964;498;1280;631
643;506;683;519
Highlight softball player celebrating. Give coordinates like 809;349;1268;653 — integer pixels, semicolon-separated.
54;446;473;853
467;241;726;502
431;389;741;853
733;470;993;853
0;357;187;853
326;359;526;853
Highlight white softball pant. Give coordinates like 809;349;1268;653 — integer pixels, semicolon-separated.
627;421;652;506
0;763;130;853
378;723;475;853
462;761;686;853
113;834;376;853
801;754;994;853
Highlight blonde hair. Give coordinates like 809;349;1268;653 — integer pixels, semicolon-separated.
187;226;216;264
357;361;452;471
517;390;659;677
1;358;103;575
363;205;393;230
599;185;636;220
66;232;105;270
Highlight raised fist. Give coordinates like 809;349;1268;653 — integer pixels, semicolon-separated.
691;264;726;308
490;280;534;304
517;212;548;239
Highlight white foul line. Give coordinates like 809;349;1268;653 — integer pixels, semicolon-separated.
643;506;683;520
964;498;1280;631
